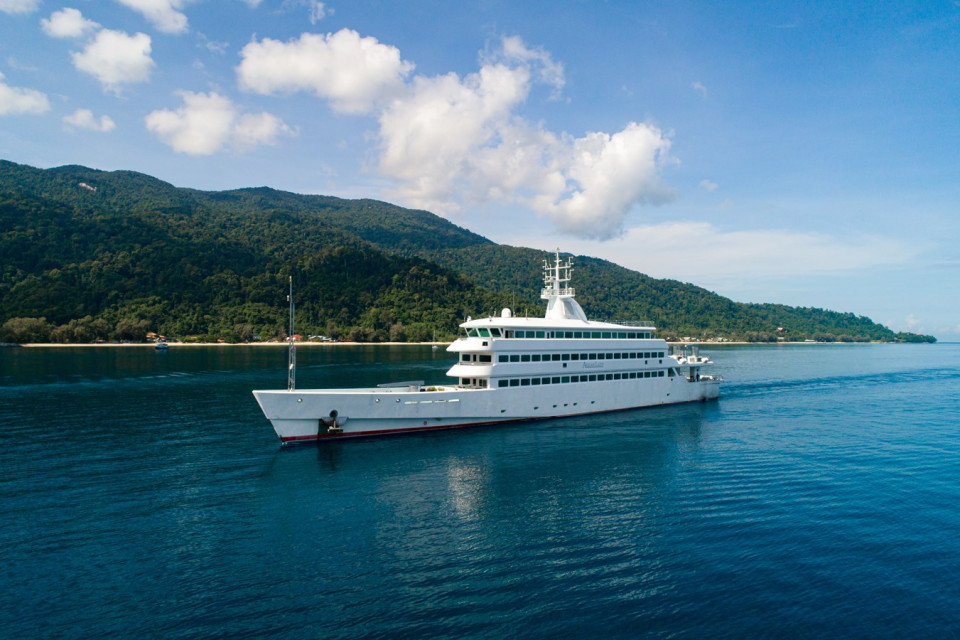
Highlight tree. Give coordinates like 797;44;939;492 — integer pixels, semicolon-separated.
1;317;53;343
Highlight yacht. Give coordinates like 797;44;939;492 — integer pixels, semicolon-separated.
253;251;721;443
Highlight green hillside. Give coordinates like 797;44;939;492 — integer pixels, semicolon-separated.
0;160;933;344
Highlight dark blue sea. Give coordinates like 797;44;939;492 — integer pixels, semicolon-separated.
2;343;959;638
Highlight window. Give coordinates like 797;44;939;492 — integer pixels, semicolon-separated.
571;353;579;361
531;378;541;385
592;331;601;339
521;378;530;386
561;376;570;383
589;374;597;382
498;380;508;388
532;354;541;362
535;331;545;338
497;355;507;363
467;328;478;337
479;355;491;363
479;328;490;337
509;379;519;387
491;328;501;337
552;377;561;384
574;331;583;338
561;354;570;361
521;354;531;362
602;332;611;339
463;354;472;362
551;354;561;361
509;355;519;362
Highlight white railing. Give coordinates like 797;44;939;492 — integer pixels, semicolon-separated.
541;286;575;298
597;319;654;328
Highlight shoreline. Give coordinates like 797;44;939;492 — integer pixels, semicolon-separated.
8;340;892;348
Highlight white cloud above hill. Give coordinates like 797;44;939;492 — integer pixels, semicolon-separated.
0;71;50;115
71;28;154;90
145;90;294;154
115;0;188;35
237;30;670;239
237;29;414;114
63;108;116;132
41;7;100;38
0;0;40;15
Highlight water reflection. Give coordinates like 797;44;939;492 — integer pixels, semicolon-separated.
261;403;711;542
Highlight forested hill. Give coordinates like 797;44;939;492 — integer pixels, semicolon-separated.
0;160;933;344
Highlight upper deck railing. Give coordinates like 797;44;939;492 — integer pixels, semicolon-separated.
541;286;575;298
597;319;655;328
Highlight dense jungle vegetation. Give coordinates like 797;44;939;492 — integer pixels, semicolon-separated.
0;160;934;344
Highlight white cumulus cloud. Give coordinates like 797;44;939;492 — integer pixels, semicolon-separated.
529;123;673;238
0;0;40;14
41;8;101;38
236;31;674;238
63;108;116;132
145;90;295;155
374;37;669;238
234;111;295;150
115;0;188;34
237;29;414;114
0;71;50;115
71;29;154;90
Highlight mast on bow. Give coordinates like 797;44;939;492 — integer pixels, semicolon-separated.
287;276;296;392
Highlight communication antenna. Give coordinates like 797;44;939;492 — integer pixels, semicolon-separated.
287;275;296;391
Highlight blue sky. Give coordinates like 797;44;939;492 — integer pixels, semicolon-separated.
1;0;958;339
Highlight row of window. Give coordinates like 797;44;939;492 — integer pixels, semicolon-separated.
494;351;665;363
495;369;669;388
465;328;653;340
460;351;666;364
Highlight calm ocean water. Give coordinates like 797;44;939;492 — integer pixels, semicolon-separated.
2;343;959;638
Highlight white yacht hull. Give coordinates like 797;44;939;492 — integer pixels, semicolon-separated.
253;376;720;443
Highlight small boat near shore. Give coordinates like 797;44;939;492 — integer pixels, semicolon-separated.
253;251;721;443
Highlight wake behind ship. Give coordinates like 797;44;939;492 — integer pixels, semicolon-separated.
253;251;721;443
